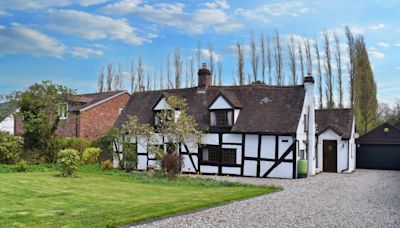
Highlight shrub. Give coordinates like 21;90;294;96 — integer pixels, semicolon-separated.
82;147;101;165
0;131;22;164
56;137;91;158
57;149;80;177
161;153;183;179
101;159;113;170
16;159;28;172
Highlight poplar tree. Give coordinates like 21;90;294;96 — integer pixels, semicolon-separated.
314;40;323;109
354;36;378;134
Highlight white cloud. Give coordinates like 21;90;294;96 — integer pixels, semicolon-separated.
377;42;389;48
234;8;270;24
0;0;109;10
395;43;400;47
203;0;230;9
259;1;310;17
199;49;223;62
46;9;148;45
102;1;243;35
369;47;385;59
369;23;385;30
0;23;66;57
70;47;103;58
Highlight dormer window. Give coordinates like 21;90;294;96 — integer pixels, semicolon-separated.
58;103;68;120
210;110;233;127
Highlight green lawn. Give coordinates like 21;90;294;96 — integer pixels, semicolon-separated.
0;167;278;227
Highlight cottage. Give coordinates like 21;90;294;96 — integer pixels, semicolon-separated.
14;91;130;141
115;64;356;178
0;103;17;134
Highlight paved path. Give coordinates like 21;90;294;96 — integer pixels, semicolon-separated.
134;170;400;228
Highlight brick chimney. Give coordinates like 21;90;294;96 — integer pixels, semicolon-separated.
198;63;211;89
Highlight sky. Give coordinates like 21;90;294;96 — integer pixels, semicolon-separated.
0;0;399;105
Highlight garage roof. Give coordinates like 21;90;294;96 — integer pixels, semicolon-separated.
356;123;400;145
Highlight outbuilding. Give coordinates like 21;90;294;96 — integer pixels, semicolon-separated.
356;123;400;170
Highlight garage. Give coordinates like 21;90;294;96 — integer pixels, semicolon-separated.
356;123;400;170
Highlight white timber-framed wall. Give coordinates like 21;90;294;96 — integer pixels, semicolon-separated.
0;113;15;134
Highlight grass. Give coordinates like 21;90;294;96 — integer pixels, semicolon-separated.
0;165;279;227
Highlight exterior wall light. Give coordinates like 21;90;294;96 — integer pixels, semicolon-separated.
384;127;389;133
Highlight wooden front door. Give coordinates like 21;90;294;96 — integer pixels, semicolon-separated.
323;140;337;172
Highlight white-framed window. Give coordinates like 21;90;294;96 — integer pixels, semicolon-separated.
58;103;68;120
210;110;233;127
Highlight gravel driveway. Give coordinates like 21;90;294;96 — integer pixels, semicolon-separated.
133;169;400;228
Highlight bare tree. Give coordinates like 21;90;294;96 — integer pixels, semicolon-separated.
217;62;223;86
345;26;355;108
137;56;144;91
298;41;305;80
174;48;182;89
334;32;343;108
166;53;171;89
235;42;245;85
260;33;266;83
159;66;164;90
323;31;335;109
304;38;313;76
208;42;215;85
189;55;194;87
185;58;189;88
130;61;135;93
288;36;297;85
267;36;272;84
113;63;123;91
196;41;202;69
97;65;105;93
314;39;323;109
249;32;259;82
273;31;283;85
146;72;150;91
106;63;113;92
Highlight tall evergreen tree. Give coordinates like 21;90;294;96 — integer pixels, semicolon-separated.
354;36;378;134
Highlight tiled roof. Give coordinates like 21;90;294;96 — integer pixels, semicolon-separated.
115;85;306;134
70;91;127;111
315;108;354;139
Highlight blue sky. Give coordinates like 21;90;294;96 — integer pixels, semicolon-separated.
0;0;399;105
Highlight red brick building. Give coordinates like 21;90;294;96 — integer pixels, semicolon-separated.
15;91;130;141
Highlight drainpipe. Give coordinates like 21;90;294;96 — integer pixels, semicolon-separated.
341;139;350;173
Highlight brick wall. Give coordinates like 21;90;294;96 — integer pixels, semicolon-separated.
78;93;130;141
55;112;78;137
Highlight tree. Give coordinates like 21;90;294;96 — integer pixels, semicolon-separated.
304;38;313;76
217;62;223;86
166;54;171;89
97;65;105;93
354;36;378;134
260;33;266;83
159;66;164;90
196;41;202;69
208;42;215;84
249;32;259;82
113;63;123;91
189;56;195;87
273;31;283;85
314;39;324;109
345;26;356;108
130;61;136;93
8;81;74;162
174;48;182;89
266;36;273;84
156;96;201;177
323;31;335;109
334;32;344;108
235;42;245;85
288;36;297;85
137;56;144;91
106;64;113;92
298;41;305;81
